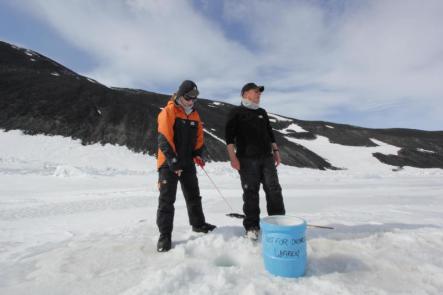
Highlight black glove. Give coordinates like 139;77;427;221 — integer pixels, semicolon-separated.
167;156;181;172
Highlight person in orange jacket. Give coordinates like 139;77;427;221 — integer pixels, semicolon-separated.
156;80;216;252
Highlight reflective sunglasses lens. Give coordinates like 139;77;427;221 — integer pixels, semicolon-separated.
185;88;199;99
184;95;196;101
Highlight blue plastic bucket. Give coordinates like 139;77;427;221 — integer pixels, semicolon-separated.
260;215;307;278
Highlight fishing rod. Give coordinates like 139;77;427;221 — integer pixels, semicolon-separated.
307;224;334;230
197;163;334;229
198;163;245;219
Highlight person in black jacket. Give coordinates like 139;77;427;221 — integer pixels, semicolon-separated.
225;82;286;240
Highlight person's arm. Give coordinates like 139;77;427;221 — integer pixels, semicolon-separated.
157;107;181;174
264;111;281;167
193;113;205;167
225;109;240;170
226;144;240;170
271;142;281;167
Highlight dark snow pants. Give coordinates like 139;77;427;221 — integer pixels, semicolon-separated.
156;164;206;235
238;156;286;230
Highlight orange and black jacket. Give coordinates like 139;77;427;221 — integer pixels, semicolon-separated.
157;98;204;170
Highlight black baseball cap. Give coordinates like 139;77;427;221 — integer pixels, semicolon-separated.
176;80;199;99
241;82;264;96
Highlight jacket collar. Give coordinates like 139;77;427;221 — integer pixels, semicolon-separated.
168;98;195;115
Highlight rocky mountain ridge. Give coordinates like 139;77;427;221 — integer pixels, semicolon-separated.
1;40;442;169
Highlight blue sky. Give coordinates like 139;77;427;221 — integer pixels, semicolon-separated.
1;0;442;130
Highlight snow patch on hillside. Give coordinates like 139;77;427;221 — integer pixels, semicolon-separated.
203;129;225;144
87;78;98;84
287;135;401;172
280;123;308;134
417;148;436;154
268;113;292;122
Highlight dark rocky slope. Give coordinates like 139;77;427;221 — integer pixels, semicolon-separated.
1;41;442;169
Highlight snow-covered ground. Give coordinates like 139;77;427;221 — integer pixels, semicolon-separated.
1;130;442;295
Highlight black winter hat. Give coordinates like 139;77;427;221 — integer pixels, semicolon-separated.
176;80;199;99
241;82;264;96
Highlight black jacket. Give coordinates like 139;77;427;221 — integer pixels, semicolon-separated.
225;105;276;158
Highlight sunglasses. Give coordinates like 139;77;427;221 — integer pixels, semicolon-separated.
183;88;199;101
183;94;197;101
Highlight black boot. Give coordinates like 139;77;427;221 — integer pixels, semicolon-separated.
245;226;260;241
192;222;216;233
157;233;172;252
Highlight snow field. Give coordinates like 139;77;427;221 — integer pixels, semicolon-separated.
1;130;443;294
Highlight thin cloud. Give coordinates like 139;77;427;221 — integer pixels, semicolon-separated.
16;0;255;90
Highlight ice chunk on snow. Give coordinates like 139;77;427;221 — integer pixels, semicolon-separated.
53;165;85;177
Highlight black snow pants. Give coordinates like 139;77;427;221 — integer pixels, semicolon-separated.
156;164;206;235
238;156;286;230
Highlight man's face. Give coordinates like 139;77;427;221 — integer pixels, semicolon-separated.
243;88;261;104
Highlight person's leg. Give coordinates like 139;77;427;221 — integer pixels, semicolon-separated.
239;158;262;230
262;157;286;215
179;164;206;227
156;167;179;235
